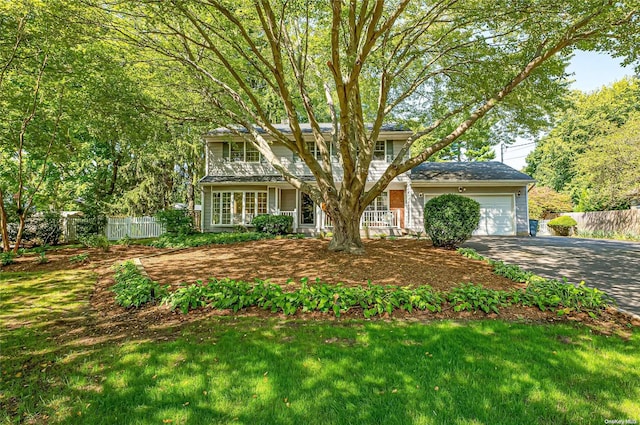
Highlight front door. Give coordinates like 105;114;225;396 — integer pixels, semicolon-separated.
300;193;315;225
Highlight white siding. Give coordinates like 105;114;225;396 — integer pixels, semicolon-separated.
205;140;411;182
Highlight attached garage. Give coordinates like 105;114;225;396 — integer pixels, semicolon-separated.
469;195;515;235
409;162;534;236
421;194;516;236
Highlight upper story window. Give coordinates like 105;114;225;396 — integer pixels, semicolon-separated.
222;141;261;163
294;140;335;162
373;140;394;162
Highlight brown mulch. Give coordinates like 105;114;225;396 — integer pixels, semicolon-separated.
1;245;164;273
4;239;638;343
140;238;522;291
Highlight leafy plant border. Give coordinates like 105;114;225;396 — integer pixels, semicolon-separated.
111;248;614;318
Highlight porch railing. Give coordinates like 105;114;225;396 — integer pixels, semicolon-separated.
275;209;298;231
322;209;401;229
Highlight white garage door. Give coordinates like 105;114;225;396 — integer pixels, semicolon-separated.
469;195;515;236
423;194;516;236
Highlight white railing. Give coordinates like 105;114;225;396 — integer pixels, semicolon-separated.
322;209;400;229
106;216;165;241
361;209;400;228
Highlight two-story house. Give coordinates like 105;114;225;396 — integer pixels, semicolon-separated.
199;123;534;236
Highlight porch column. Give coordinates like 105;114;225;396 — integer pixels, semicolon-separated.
315;203;321;232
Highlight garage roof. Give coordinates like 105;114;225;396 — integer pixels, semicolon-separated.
410;161;534;182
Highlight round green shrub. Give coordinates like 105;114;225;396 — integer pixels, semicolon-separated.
547;216;577;236
251;214;293;235
424;194;480;249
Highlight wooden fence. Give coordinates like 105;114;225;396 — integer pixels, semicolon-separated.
563;209;640;236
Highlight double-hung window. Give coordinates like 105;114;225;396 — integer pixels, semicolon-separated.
372;140;393;162
211;191;268;225
223;141;261;163
365;192;389;211
294;140;335;162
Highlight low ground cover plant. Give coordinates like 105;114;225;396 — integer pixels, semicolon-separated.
115;267;445;317
1;251;16;266
112;248;614;317
111;261;168;307
69;253;89;264
80;234;111;252
458;247;615;315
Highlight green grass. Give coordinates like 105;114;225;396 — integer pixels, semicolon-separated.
1;271;639;424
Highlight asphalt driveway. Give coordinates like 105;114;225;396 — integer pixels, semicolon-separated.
463;236;640;317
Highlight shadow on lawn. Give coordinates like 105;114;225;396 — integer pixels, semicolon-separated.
1;270;639;424
6;318;638;424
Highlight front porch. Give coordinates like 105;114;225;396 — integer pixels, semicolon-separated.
273;208;403;234
202;184;406;234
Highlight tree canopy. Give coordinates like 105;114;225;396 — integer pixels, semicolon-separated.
103;0;639;252
0;0;206;251
526;77;640;211
1;0;639;252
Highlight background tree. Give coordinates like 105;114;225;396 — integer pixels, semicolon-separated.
526;77;640;210
0;1;206;250
574;112;640;210
0;1;78;252
528;186;574;219
104;0;639;253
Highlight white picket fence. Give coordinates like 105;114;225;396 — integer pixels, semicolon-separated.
105;216;165;241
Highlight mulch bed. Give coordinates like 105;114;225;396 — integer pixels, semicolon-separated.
3;239;638;342
140;238;522;291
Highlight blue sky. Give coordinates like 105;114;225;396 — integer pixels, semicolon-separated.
498;51;636;170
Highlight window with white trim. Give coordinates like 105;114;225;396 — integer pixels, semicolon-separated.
365;192;389;211
294;140;335;162
223;141;261;163
211;190;268;225
373;140;393;162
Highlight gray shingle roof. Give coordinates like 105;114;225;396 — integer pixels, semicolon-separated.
207;122;409;135
199;175;316;183
200;162;533;184
410;161;534;182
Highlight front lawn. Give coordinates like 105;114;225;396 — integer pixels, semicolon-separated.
1;270;639;424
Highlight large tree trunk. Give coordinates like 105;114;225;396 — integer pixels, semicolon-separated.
327;208;364;254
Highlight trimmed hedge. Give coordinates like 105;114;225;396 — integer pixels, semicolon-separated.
251;214;293;235
424;194;480;249
548;216;578;236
